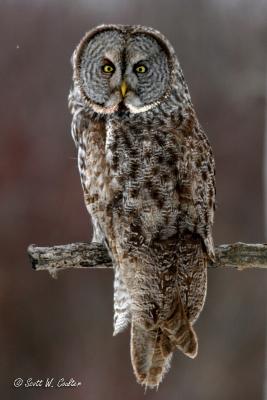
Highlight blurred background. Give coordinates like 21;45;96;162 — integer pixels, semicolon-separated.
1;0;267;399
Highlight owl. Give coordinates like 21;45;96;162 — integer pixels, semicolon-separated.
68;24;215;389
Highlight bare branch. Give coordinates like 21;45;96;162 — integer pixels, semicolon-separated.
27;242;267;278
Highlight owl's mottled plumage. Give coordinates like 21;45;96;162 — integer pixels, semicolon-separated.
69;24;215;388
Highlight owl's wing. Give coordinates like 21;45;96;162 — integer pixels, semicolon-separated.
175;123;216;262
170;121;215;324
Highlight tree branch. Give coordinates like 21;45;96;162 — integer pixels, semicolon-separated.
27;242;267;278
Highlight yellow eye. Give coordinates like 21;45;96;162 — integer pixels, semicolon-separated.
135;65;147;73
102;64;114;73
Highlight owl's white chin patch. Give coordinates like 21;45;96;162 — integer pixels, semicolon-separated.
91;102;119;114
124;93;158;114
90;92;121;114
90;92;158;115
126;102;158;114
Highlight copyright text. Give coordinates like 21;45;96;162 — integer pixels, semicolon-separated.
13;377;82;389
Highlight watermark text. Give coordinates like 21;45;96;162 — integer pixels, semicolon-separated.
13;377;82;389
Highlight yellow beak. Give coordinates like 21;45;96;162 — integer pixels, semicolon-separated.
120;81;127;97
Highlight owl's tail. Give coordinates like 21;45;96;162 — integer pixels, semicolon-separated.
162;294;198;359
131;324;172;389
130;294;198;389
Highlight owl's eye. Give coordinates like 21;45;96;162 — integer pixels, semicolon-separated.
135;65;147;74
102;64;115;74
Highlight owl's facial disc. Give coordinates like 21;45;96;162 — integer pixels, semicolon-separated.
121;34;171;113
76;28;172;114
76;30;125;113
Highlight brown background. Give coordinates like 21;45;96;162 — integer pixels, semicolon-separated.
1;0;267;399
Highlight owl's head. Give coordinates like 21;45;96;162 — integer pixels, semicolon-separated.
73;25;177;114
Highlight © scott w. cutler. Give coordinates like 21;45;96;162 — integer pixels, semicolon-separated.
68;24;216;389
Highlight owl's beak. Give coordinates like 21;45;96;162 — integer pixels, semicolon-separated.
120;81;128;97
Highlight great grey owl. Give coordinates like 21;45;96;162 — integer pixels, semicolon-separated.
69;24;215;389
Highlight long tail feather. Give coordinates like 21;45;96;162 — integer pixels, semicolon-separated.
163;293;198;358
130;324;173;388
130;292;198;388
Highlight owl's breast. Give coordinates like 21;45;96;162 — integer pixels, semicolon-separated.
104;121;187;242
80;116;213;254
